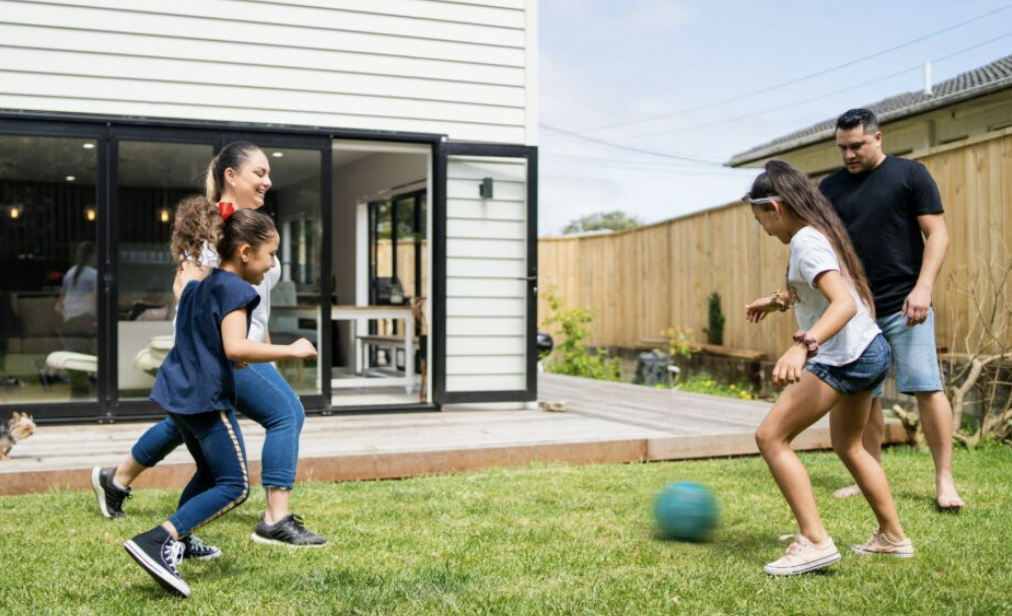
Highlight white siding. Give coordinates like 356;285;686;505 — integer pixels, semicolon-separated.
0;0;535;144
444;155;528;393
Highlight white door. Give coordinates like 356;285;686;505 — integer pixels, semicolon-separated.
433;143;537;404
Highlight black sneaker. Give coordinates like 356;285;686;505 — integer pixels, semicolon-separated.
251;513;328;547
124;526;190;597
182;534;221;561
91;466;131;519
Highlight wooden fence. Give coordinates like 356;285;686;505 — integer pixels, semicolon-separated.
538;128;1012;358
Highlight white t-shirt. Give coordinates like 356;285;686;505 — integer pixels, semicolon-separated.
788;226;880;367
61;265;98;321
178;241;281;343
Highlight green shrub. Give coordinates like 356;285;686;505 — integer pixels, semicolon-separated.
704;292;725;346
541;294;621;381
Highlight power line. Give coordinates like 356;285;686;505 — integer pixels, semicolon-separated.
542;152;753;174
606;30;1012;140
541;124;726;164
570;2;1012;134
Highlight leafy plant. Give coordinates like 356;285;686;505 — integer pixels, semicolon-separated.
541;293;621;381
661;326;694;359
703;292;725;346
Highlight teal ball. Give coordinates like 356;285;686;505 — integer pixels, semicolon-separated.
654;481;719;541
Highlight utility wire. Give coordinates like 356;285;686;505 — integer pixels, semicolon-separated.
572;2;1012;133
541;123;726;165
609;30;1012;140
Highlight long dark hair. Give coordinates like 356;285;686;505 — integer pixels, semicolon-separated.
205;141;261;203
747;159;876;316
71;241;95;286
217;209;277;261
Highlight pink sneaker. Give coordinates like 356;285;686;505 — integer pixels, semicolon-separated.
851;530;914;558
764;534;841;576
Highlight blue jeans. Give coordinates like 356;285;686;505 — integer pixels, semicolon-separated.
806;334;891;396
167;409;249;537
873;308;945;396
134;363;306;489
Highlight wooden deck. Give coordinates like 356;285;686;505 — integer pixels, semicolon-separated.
0;374;907;496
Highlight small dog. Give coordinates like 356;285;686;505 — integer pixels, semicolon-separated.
0;411;36;461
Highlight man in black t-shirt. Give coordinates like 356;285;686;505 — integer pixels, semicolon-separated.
819;109;963;510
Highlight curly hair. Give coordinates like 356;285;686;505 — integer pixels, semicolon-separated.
169;195;221;269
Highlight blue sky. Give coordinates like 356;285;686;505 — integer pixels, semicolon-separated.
537;0;1012;235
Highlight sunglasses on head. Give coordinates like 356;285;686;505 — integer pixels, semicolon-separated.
742;194;782;206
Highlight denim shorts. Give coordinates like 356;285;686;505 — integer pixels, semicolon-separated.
806;334;891;396
873;308;944;396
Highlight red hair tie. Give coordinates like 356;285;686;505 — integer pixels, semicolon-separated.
218;201;235;221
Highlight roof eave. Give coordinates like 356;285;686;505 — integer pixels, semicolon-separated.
726;76;1012;168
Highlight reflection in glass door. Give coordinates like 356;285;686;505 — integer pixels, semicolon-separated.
261;146;323;396
0;134;100;405
116;140;214;400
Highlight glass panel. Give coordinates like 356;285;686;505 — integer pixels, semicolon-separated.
263;147;322;395
0;134;99;404
116;141;214;400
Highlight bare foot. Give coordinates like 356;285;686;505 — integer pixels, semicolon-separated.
936;477;964;511
833;484;862;499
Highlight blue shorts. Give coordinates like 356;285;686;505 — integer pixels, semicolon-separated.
873;308;944;396
806;334;891;396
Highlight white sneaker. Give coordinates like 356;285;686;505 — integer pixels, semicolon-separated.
851;529;914;558
764;534;841;577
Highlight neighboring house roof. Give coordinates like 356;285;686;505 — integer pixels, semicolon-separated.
728;53;1012;166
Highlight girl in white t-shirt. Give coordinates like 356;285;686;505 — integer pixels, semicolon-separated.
743;160;911;577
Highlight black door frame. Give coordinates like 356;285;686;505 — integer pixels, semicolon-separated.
1;111;444;423
432;142;538;405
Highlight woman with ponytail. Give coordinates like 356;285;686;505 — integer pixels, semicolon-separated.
93;142;328;549
743;160;911;576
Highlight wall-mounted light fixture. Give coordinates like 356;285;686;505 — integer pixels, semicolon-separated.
272;151;284;158
9;206;20;220
159;208;171;223
82;143;95;150
479;177;494;199
65;175;76;182
85;207;97;222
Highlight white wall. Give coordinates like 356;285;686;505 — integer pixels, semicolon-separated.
0;0;537;145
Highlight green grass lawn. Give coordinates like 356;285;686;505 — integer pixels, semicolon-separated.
1;445;1011;615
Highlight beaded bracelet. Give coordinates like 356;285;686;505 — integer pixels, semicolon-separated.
792;330;820;357
770;289;790;312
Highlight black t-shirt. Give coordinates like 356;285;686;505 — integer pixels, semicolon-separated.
819;156;944;316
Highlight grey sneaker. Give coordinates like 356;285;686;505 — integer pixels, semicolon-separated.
182;534;221;561
91;466;131;519
251;513;328;548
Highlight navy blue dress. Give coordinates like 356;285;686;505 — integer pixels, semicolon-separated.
151;269;260;415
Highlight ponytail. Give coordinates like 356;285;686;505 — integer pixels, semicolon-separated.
204;141;261;203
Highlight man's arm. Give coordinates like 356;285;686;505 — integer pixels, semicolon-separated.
904;213;948;326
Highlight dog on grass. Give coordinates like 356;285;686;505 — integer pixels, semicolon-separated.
0;411;36;461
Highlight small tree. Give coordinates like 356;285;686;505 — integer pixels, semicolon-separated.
703;292;725;346
541;293;621;381
893;248;1012;448
562;210;643;235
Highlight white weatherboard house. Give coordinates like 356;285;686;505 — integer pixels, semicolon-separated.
0;0;539;422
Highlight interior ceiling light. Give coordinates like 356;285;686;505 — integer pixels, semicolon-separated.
82;143;95;149
272;152;284;158
66;175;76;182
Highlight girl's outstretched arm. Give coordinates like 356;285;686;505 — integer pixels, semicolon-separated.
221;309;318;363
